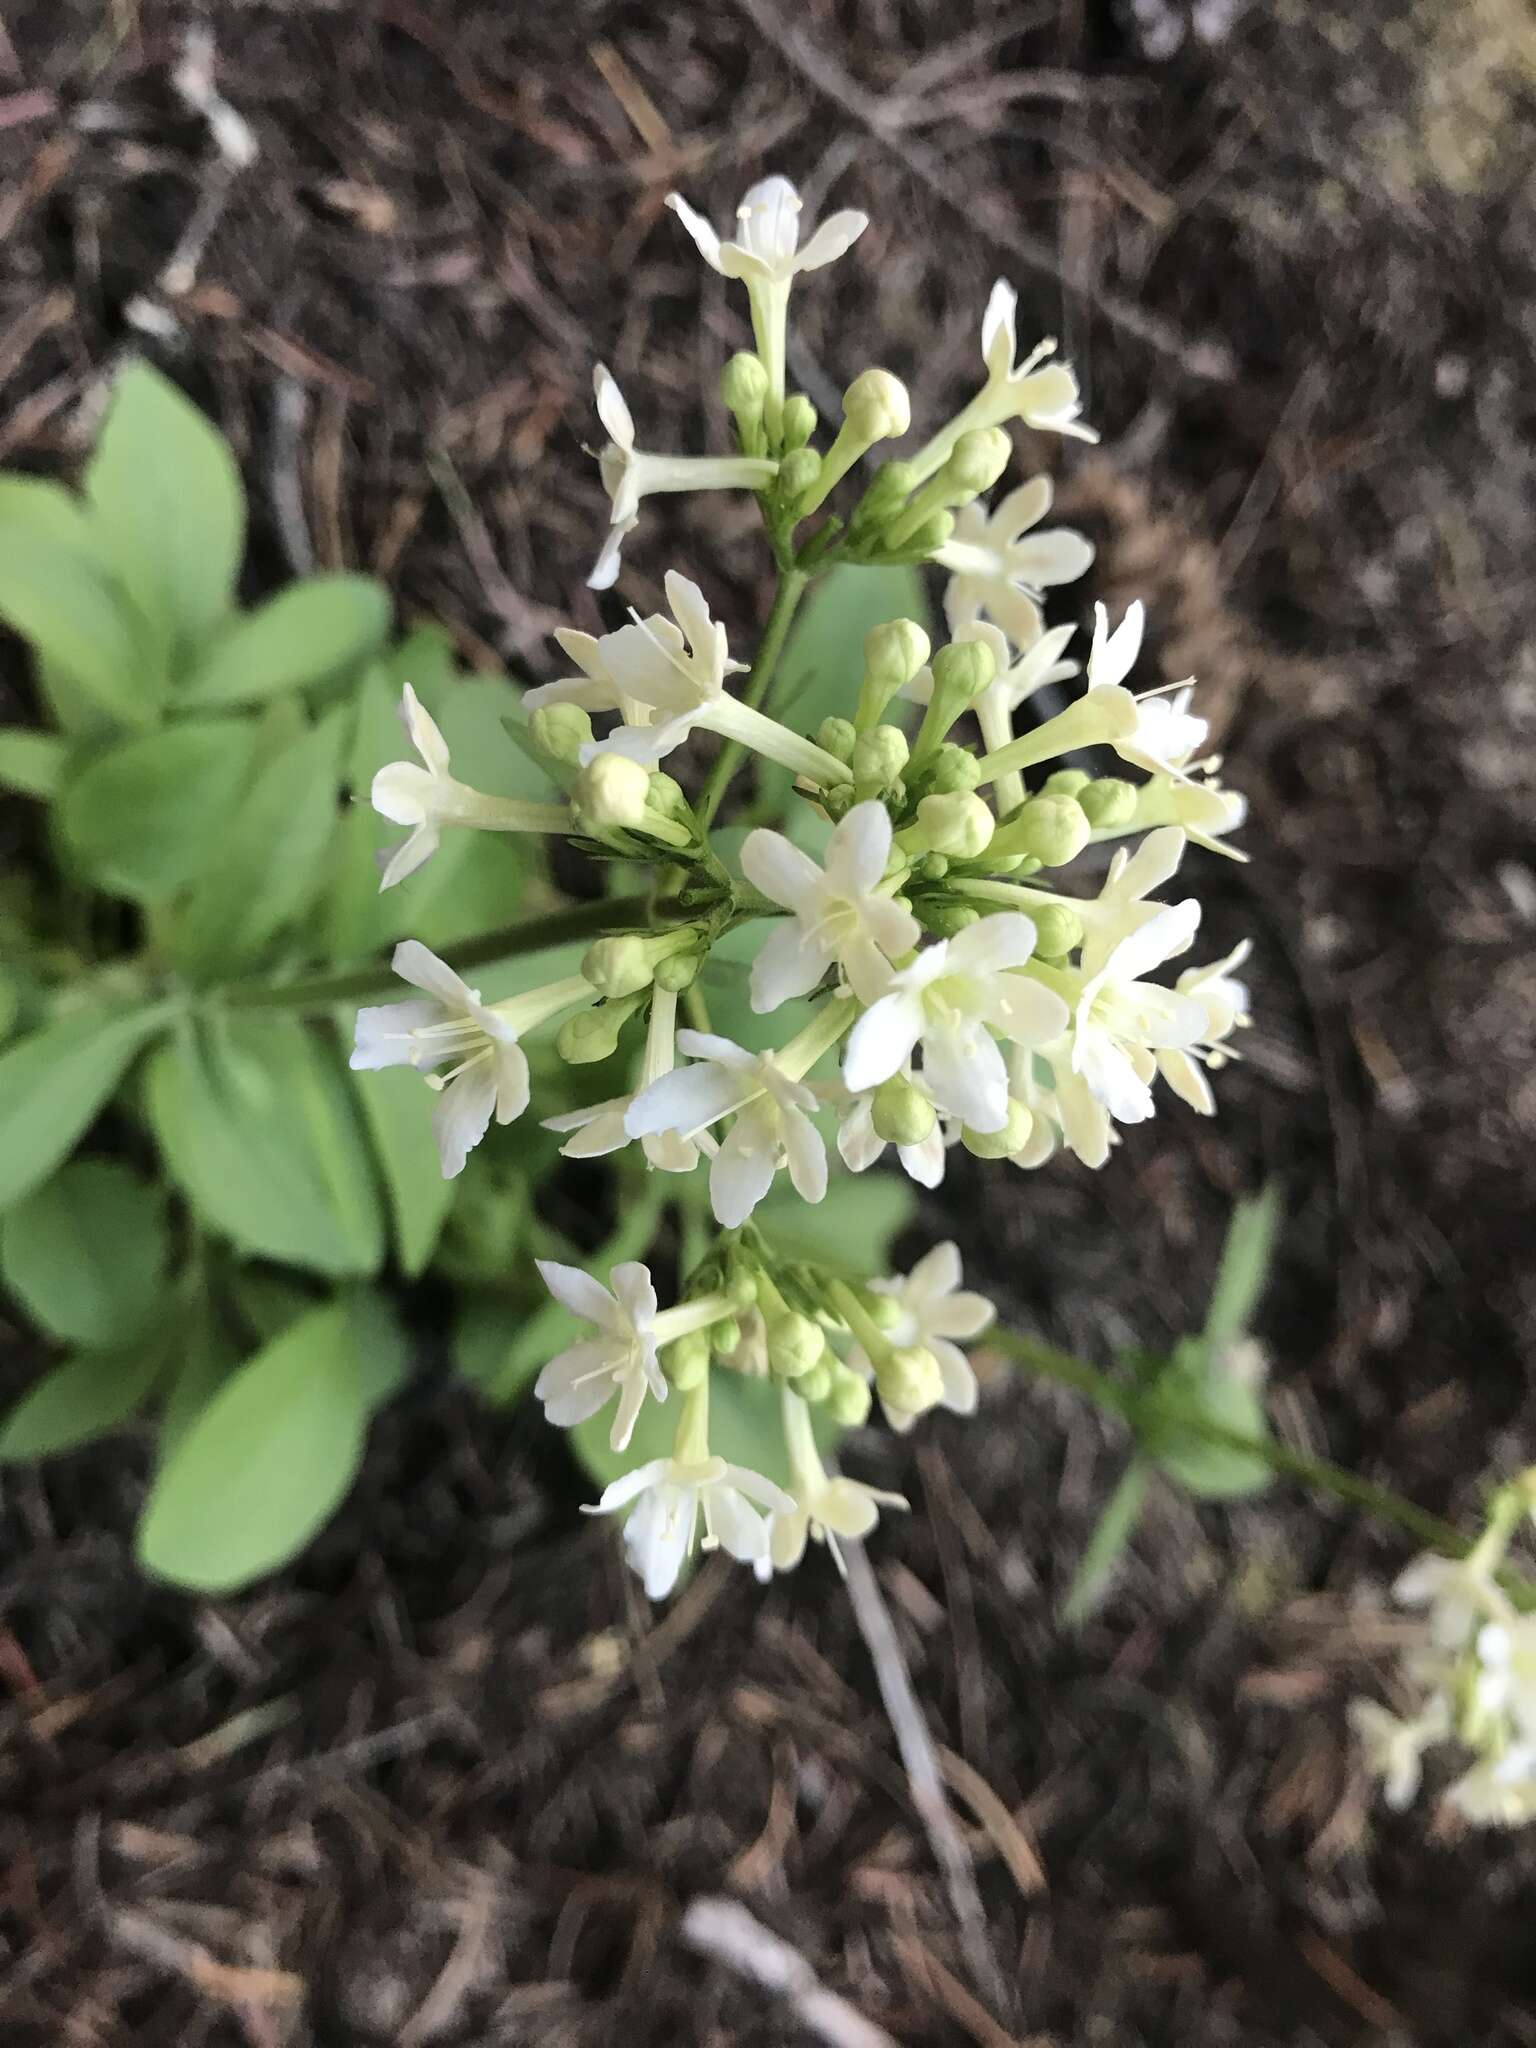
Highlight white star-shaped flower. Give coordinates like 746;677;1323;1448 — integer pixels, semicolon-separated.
533;1258;668;1453
1086;601;1210;777
758;1387;908;1578
543;987;711;1173
624;1029;828;1228
585;1453;793;1600
741;801;917;1009
843;915;1067;1133
936;478;1095;645
849;1241;995;1431
1348;1696;1451;1811
666;173;868;287
1156;938;1253;1115
1069;901;1208;1126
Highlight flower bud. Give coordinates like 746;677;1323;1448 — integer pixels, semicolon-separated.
1042;767;1090;798
706;1316;741;1362
1027;901;1084;960
930;638;996;705
864;619;930;691
918;791;994;859
665;1329;712;1390
581;933;653;997
850;723;909;789
555;992;643;1064
876;1345;945;1417
725;1267;761;1312
865;1293;905;1332
529;702;593;766
645;771;692;823
652;948;701;993
1004;793;1090;867
916;899;980;937
941;426;1012;498
843;367;911;443
961;1099;1032;1158
780;394;818;450
1077;776;1139;829
851;458;916;526
922;742;983;795
776;445;822;510
918;852;949;881
768;1310;827;1380
817;715;858;763
827;1368;873;1428
573;753;650;830
872;1073;937;1147
721;351;769;431
796;1359;834;1405
898;510;955;554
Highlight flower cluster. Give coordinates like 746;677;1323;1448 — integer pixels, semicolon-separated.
1351;1475;1536;1826
350;172;1253;1599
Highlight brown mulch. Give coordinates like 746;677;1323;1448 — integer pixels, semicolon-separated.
3;2;1536;2042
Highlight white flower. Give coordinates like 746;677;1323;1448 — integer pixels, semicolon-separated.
1069;902;1207;1125
936;478;1094;645
543;987;710;1173
843;915;1067;1133
586;1453;793;1600
587;367;777;589
534;1259;669;1452
624;1028;828;1228
910;280;1096;484
1394;1551;1507;1651
1473;1618;1536;1743
835;1084;951;1190
580;571;850;789
1112;770;1249;860
1446;1746;1536;1827
1156;939;1253;1115
1086;601;1210;777
850;1242;995;1429
1348;1696;1452;1811
666;174;866;415
758;1387;907;1578
352;943;588;1177
741;802;917;1009
1037;826;1190;978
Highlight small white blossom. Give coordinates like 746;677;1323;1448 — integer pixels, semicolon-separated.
1348;1696;1452;1811
758;1388;908;1578
1086;601;1210;777
835;1082;951;1190
625;1028;828;1228
843;915;1067;1134
666;174;868;288
543;987;710;1173
1447;1746;1536;1827
850;1242;995;1430
936;478;1094;645
1069;901;1207;1126
586;1453;793;1600
741;801;917;1009
1112;769;1249;859
1156;939;1253;1115
1394;1550;1507;1650
587;366;777;589
534;1259;669;1452
1471;1619;1536;1744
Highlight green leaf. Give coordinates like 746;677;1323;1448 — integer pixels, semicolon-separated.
341;1284;413;1411
1060;1459;1148;1627
159;1297;239;1458
0;528;158;725
146;1017;383;1277
0;728;65;799
58;717;257;904
0;1330;171;1459
182;574;391;709
137;1303;367;1591
1203;1184;1281;1354
0;1004;170;1211
168;709;343;975
83;361;245;673
349;1060;454;1278
0;474;95;549
1142;1341;1273;1500
0;1158;167;1347
229;1266;317;1347
755;1170;916;1278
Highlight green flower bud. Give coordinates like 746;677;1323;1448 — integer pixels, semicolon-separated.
1077;776;1139;829
777;445;822;509
941;426;1012;497
710;1315;743;1359
820;781;856;823
898;510;955;554
780;394;817;450
865;1292;905;1332
1028;902;1084;960
529;702;593;766
876;1345;945;1416
817;716;858;763
795;1360;834;1405
768;1310;826;1379
1002;794;1090;867
582;933;652;998
1042;767;1090;798
827;1369;873;1428
652;949;701;993
665;1329;712;1390
850;723;909;789
918;852;949;881
930;638;996;705
721;351;769;428
916;899;980;937
573;753;650;830
872;1073;938;1147
864;619;930;691
922;743;983;795
645;771;693;824
961;1099;1032;1159
555;991;644;1064
725;1268;760;1312
843;367;911;443
917;791;994;859
851;458;916;525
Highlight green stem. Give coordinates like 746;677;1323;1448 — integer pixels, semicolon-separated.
695;567;810;830
221;892;654;1013
990;1328;1471;1560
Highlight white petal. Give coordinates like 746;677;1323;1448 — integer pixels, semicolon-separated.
399;682;451;776
610;1260;658;1332
1118;825;1187;900
535;1258;621;1327
898;1128;947;1188
664;192;724;271
627;1486;693;1600
988;583;1050;648
675;1029;759;1070
587;514;637;592
991;477;1052;540
432;1065;496;1178
625;1060;745;1139
737;174;802;269
1089;600;1144;690
922;1023;1010;1131
838;1097;884;1173
592;363;634;450
535;1342;619;1427
906;1240;961;1301
1102;900;1201;984
824;800;891;897
390;939;475;1009
709;1110;779;1228
740;826;823;908
793;208;868;272
750;921;829;1013
986;973;1069;1046
931;1339;980;1415
947;912;1039;977
350;999;439;1070
589;1459;670;1514
377;823;438;891
981;278;1017;377
843;991;922;1095
780;1105;828;1206
705;1484;771;1565
492;1038;531;1123
1011;529;1095;587
1159;1048;1215;1114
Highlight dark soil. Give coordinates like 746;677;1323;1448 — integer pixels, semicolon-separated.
3;2;1536;2042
